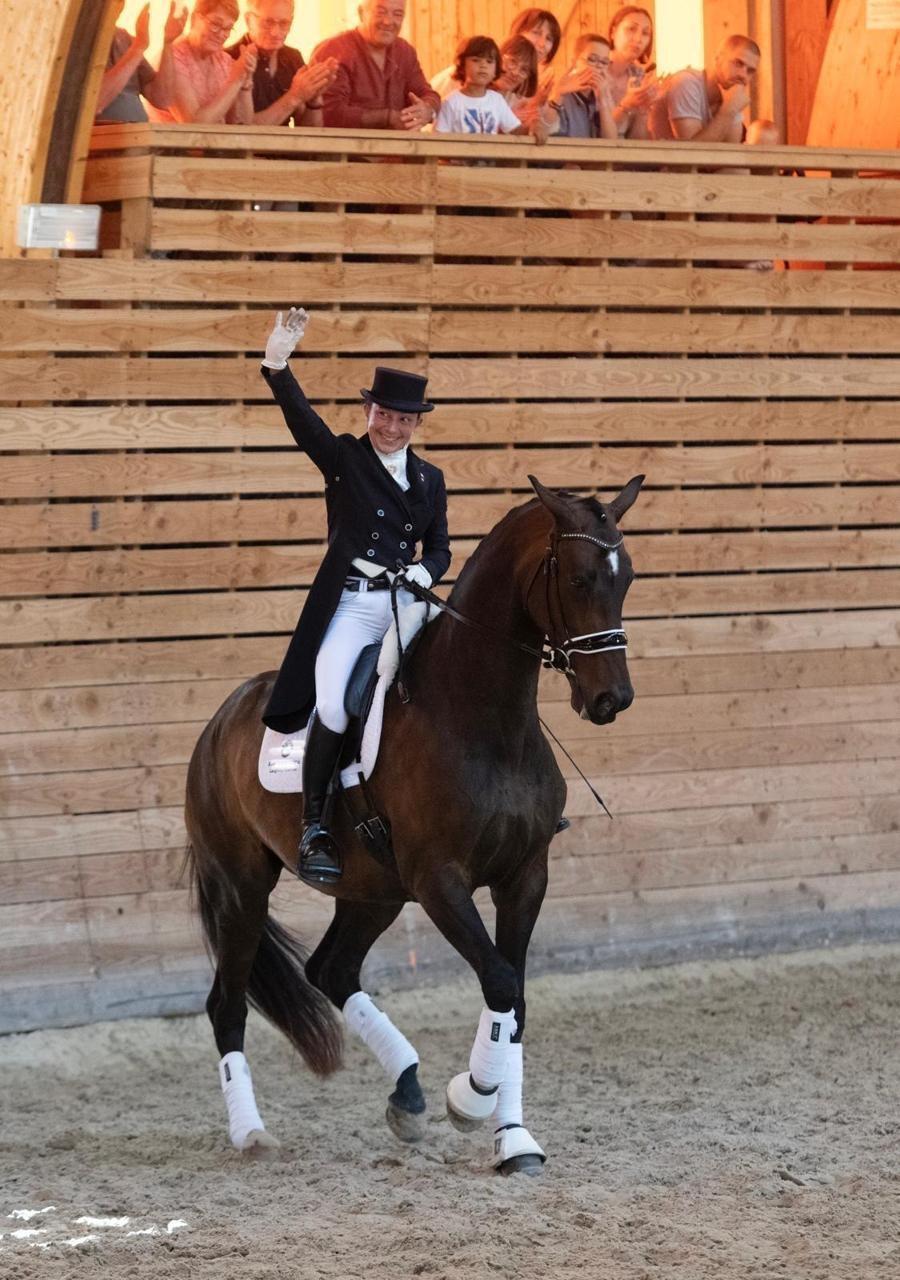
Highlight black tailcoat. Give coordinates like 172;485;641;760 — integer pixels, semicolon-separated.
261;363;451;733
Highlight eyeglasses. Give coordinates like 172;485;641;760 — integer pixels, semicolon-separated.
201;16;235;34
585;54;610;68
249;15;292;29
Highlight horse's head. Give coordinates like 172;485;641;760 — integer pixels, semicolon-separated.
528;474;643;725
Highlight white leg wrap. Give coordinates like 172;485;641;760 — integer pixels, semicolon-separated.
494;1042;524;1130
469;1006;516;1091
219;1052;265;1150
492;1125;546;1169
343;991;419;1083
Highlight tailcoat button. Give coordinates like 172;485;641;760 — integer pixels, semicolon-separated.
377;509;385;517
404;523;413;531
399;541;407;549
366;549;375;557
371;531;380;540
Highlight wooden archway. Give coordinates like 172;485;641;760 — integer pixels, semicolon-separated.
0;0;118;255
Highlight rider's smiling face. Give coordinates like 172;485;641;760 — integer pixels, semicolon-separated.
364;402;421;454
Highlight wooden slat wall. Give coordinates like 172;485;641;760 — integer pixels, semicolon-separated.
1;124;899;1031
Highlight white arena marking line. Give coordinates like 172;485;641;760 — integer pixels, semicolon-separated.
9;1208;56;1220
75;1215;130;1228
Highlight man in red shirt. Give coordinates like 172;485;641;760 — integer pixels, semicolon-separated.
310;0;440;130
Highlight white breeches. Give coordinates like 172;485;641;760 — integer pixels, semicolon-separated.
314;585;414;733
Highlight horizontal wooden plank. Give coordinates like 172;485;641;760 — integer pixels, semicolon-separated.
2;441;899;499
6;645;897;756
5;779;900;866
3;399;899;452
3;610;898;694
151;208;434;254
430;263;900;309
4;353;899;404
81;153;152;202
5;718;898;815
2;569;900;645
143;154;900;220
3;528;898;598
434;213;900;264
86;121;900;173
139;205;900;263
0;307;431;355
7;307;899;356
3;258;897;308
5;486;900;551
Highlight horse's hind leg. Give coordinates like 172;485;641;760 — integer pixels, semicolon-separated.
489;855;550;1177
199;852;283;1160
306;898;427;1142
413;865;520;1137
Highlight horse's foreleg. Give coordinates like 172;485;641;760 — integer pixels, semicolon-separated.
202;866;282;1161
306;898;426;1142
489;855;550;1176
415;865;519;1135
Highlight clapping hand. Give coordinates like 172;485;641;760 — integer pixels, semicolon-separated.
262;307;309;370
163;1;187;45
290;59;337;109
400;92;433;130
133;3;151;51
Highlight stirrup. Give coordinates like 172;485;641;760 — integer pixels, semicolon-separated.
297;822;342;885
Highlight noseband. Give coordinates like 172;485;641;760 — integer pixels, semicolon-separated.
539;531;627;675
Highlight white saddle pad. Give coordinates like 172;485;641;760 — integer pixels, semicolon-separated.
258;600;436;794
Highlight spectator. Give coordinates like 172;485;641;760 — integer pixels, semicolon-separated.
606;5;657;139
434;36;528;135
546;33;617;140
227;0;337;126
432;9;560;104
649;34;760;142
147;0;256;124
96;0;185;123
311;0;439;131
509;7;562;102
492;35;539;120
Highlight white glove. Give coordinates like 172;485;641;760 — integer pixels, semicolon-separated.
402;563;432;590
261;306;308;370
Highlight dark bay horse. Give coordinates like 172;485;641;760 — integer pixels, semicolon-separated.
185;474;643;1174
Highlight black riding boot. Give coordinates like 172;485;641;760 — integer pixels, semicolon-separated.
298;713;344;885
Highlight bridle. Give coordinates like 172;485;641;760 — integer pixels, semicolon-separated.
538;530;628;675
392;524;628;685
391;525;628;819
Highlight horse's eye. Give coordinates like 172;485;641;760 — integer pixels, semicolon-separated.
569;576;587;589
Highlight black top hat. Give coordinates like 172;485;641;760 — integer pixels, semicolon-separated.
361;367;434;414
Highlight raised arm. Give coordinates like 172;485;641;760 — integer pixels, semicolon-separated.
260;308;339;476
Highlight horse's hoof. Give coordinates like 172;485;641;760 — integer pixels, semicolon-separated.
240;1129;281;1161
445;1074;496;1132
497;1153;545;1177
491;1125;546;1176
386;1101;427;1143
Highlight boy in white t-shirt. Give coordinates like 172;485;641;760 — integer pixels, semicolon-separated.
435;36;530;135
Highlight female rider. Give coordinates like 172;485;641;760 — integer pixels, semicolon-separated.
260;308;451;885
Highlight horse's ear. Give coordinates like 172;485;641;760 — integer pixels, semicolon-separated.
528;474;575;523
608;475;644;524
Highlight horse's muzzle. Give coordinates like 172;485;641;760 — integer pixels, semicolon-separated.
581;685;634;724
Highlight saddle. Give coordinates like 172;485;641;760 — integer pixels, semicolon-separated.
257;599;436;797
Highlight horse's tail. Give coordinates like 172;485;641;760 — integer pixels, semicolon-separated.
187;838;343;1077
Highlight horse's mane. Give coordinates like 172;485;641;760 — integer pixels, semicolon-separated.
450;488;604;598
